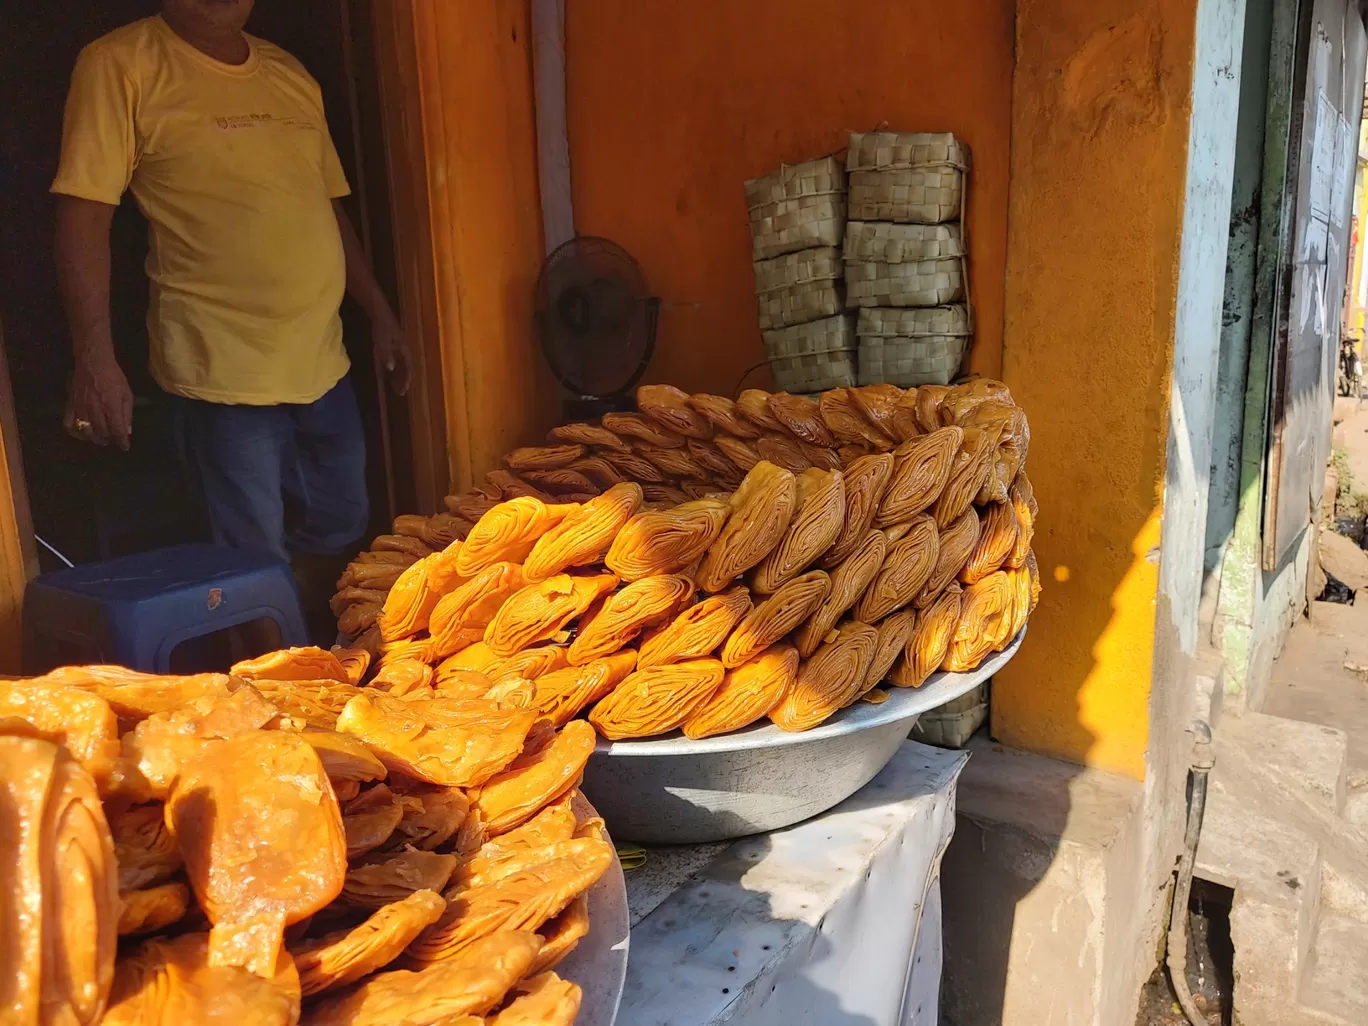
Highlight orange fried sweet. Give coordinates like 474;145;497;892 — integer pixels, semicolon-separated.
302;729;387;785
751;468;845;593
168;729;347;977
720;569;830;667
250;678;363;730
601;410;685;448
849;384;906;443
110;802;182;892
117;881;191;937
102;932;300;1026
819;387;891;447
343;784;405;858
0;736;119;1026
232;646;349;684
638;586;753;668
455;498;575;578
428;562;527;659
601;449;666;483
1006;472;1038;570
916;507;980;607
523;482;644;582
687;392;762;438
795;529;888;658
588;659;726;740
331;646;372;685
452;797;577;891
488;972;582;1025
531;651;637;727
892;585;963;687
290;889;447;997
713;433;763;472
822;452;895;568
767;391;836;447
483;573;619;657
384;780;470;851
862;607;919;693
473;721;596;836
548;421;629;450
370;658;436;698
504;444;586;471
682;643;799;739
637;383;713;438
567;574;694;664
735;388;784;431
407;841;613;964
0;680;121;790
529;895;590;976
854;515;941;623
771;622;879;731
876;426;961;526
696;461;797;592
308;930;543;1026
932;427;996;527
336;693;534;788
30;664;233;721
961;500;1019;584
944;572;1013;672
378;548;467;642
605;499;730;581
754;432;811;473
341;851;460;910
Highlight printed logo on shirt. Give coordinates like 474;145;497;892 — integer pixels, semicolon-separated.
214;113;318;132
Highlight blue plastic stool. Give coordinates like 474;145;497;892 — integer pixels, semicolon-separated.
22;544;309;674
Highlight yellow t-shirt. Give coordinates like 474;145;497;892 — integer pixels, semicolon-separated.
51;16;352;406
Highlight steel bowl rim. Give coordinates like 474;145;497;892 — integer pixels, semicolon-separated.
592;627;1024;757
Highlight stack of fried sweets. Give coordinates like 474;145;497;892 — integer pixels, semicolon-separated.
0;644;614;1025
333;379;1040;740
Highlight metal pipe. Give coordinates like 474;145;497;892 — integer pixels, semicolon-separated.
1167;719;1215;1026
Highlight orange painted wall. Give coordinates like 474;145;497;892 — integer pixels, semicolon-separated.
564;0;1014;397
993;0;1197;778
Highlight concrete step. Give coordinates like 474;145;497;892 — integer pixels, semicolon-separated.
1217;711;1348;815
1301;915;1368;1024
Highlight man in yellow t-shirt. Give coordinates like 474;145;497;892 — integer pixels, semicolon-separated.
51;0;408;570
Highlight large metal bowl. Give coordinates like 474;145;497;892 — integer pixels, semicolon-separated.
581;629;1023;844
558;792;629;1026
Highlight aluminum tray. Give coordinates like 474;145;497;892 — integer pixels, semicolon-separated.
581;629;1023;844
558;792;629;1026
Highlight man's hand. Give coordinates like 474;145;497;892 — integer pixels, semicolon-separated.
372;309;411;397
67;350;133;448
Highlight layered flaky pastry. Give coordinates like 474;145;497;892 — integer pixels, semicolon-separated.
605;498;730;581
771;622;879;731
695;462;797;592
751;468;846;593
588;659;726;740
720;570;830;667
682;644;799;739
854;515;940;622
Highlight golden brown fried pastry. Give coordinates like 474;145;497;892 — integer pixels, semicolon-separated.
33;665;234;721
688;438;745;485
601;411;686;448
1006;472;1038;570
568;574;694;664
302;728;387;785
637;445;709;480
0;680;120;789
795;529;888;657
549;421;629;450
933;427;995;527
714;433;763;471
854;515;941;622
110;802;182;891
767;391;836;447
605;498;730;581
531;651;638;727
343;784;405;858
771;623;879;731
250;678;362;730
355;548;423;567
892;585;963;689
309;931;544;1025
488;972;582;1025
423;513;475;548
916;507;981;607
961;501;1019;584
456;498;577;577
370;658;436;698
373;534;436;559
338;601;382;638
1027;549;1042;613
862;607;919;693
408;841;612;965
943;572;1013;672
888;391;924;442
688;393;762;438
642;484;692;506
378;549;467;642
168;730;347;976
915;384;952;432
637;383;713;438
696;461;797;593
588;659;726;740
639;586;753;668
451;798;577;891
341;851;460;910
483;573;619;656
331;646;372;686
488;468;557;503
117;880;190;936
755;432;812;473
523;482;644;582
939;378;1014;425
385;781;470;851
0;736;118;1026
428;562;527;658
850;384;905;442
503;445;585;471
751;468;846;593
568;456;627;490
736;388;785;431
720;570;830;668
233;646;349;684
448;490;502;523
800;440;842;471
521;468;599;497
530;895;590;975
876;426;962;526
483;644;572;683
820;387;891;447
291;889;447;997
473;721;596;836
375;636;436;671
336;694;535;788
601;449;667;482
682;643;799;739
681;480;727;500
437;642;502;678
822;452;895;568
103;932;300;1026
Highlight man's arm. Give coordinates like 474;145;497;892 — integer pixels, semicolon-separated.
54;194;133;448
333;200;410;396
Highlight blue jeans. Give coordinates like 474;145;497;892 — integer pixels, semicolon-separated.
171;376;369;563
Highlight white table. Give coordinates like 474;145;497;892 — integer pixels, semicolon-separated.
614;741;969;1026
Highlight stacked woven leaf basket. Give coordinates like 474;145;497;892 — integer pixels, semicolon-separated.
746;131;973;393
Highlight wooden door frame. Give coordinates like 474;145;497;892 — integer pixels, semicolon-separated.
0;318;40;672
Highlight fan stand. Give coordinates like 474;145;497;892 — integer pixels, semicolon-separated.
556;296;660;423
